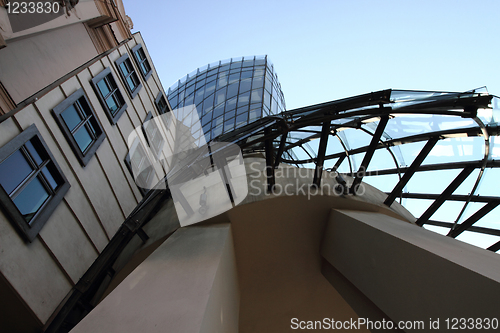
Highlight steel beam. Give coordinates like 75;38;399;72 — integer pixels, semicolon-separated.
264;127;275;192
350;116;389;194
415;167;475;226
447;202;499;238
425;220;500;237
274;132;288;169
312;121;331;187
394;192;500;204
384;138;438;206
487;241;500;253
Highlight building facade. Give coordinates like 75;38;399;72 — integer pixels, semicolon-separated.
167;56;286;143
0;2;172;332
1;2;500;333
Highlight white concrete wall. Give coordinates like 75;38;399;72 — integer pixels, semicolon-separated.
0;23;98;104
70;224;239;333
321;209;500;327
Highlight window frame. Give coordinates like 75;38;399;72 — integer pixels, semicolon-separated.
155;91;170;114
115;53;143;99
52;88;106;167
131;44;152;81
0;124;70;242
142;111;165;159
91;67;128;125
124;137;154;196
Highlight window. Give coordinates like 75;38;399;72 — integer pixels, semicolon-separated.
53;88;106;166
142;111;165;158
91;67;127;124
116;53;142;98
125;138;154;196
155;92;169;114
132;44;152;80
0;125;70;242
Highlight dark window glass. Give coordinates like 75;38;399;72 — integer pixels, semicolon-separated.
202;122;211;134
241;70;253;79
92;68;127;124
224;119;235;132
239;78;252;93
230;61;242;69
254;68;265;77
53;88;106;166
264;90;271;109
217;74;228;88
214;104;225;119
13;177;49;223
203;93;214;113
226;83;239;100
212;125;223;137
116;54;142;98
237;105;249;115
224;109;235;120
251;89;263;104
225;97;237;112
196;78;206;88
205;80;216;96
185;95;194;106
216;87;227;105
202;113;212;126
0;125;70;241
255;59;266;66
169;95;178;108
195;88;205;105
250;108;261;121
242;59;254;67
229;73;240;84
155;92;169;114
0;150;33;195
196;73;207;81
214;115;224;127
236;113;248;126
238;91;250;107
252;76;264;89
132;44;152;80
185;84;195;97
25;140;44;165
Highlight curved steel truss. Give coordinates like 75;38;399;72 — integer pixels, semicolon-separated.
217;88;500;252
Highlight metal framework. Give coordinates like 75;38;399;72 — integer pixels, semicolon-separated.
46;87;500;333
216;88;500;250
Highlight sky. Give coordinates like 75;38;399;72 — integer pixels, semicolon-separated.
123;0;500;110
121;0;500;250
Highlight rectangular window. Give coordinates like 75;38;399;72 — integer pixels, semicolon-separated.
155;92;169;114
0;125;70;242
91;67;128;124
142;111;165;158
132;44;152;80
125;138;154;196
53;88;106;166
116;53;142;98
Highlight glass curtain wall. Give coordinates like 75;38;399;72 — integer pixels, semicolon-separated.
167;55;286;143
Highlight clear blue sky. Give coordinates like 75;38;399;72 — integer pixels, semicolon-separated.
123;0;500;110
